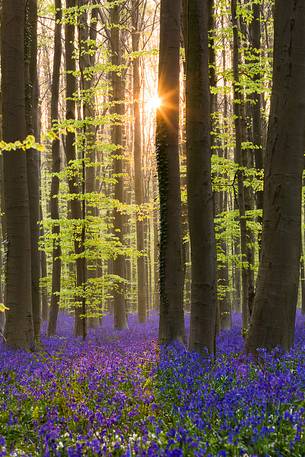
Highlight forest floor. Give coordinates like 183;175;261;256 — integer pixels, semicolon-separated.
1;313;305;456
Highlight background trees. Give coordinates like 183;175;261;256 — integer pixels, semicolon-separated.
0;0;304;354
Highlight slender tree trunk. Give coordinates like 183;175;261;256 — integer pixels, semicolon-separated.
231;0;249;331
40;218;48;322
302;192;305;315
48;0;62;336
0;74;7;333
1;0;34;349
157;0;185;344
211;1;231;331
184;0;216;354
65;0;87;338
301;245;305;314
243;104;256;318
132;0;147;324
153;177;160;309
251;2;264;225
78;0;99;329
110;4;128;330
25;0;41;343
246;0;305;352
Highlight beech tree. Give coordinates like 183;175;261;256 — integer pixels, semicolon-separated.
110;3;128;330
157;0;185;344
25;0;41;343
1;0;34;349
246;0;305;352
48;0;62;336
184;0;217;354
65;0;87;338
132;0;147;324
231;0;251;330
78;0;99;329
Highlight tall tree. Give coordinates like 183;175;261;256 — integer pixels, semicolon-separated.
78;0;99;329
231;0;251;330
25;0;41;343
110;3;128;330
185;0;217;354
251;1;264;220
48;0;62;336
157;0;185;344
132;0;147;323
65;0;87;338
209;0;231;331
246;0;305;352
1;0;34;349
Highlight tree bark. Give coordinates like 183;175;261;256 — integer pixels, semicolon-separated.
246;0;305;352
132;0;147;324
40;216;49;322
251;2;264;222
78;0;99;329
25;0;41;343
231;0;250;332
184;0;216;354
1;0;34;349
48;0;62;336
65;0;87;338
110;4;128;330
157;0;185;344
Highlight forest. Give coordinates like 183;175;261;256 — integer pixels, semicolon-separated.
0;0;305;455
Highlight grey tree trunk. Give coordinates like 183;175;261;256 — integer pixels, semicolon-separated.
132;0;147;324
246;0;305;352
1;0;34;349
25;0;41;343
78;0;99;329
47;0;62;336
231;0;250;331
40;215;48;322
251;2;264;223
211;1;231;331
110;4;128;330
301;244;305;315
185;0;217;354
65;0;87;338
157;0;185;344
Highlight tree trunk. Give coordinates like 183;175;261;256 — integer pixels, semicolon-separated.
251;2;264;225
47;0;62;336
184;0;216;354
132;0;147;324
231;0;250;332
246;0;305;352
153;177;160;309
302;191;305;315
25;0;41;343
0;78;7;333
300;244;305;315
65;0;87;338
78;0;99;329
40;216;49;322
1;0;34;349
243;104;256;318
110;4;128;330
157;0;185;344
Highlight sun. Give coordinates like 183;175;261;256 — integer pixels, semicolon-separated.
147;95;163;111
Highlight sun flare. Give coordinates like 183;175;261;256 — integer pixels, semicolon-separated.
147;95;163;111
